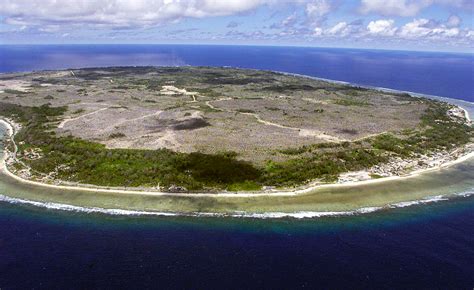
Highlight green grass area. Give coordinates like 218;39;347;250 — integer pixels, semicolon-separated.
0;98;471;191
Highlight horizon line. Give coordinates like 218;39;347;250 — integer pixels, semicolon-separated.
1;43;473;55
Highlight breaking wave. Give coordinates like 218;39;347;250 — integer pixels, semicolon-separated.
1;189;473;219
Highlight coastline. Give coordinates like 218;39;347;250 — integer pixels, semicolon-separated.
1;112;473;198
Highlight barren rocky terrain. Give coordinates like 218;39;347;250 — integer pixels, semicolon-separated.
0;66;428;164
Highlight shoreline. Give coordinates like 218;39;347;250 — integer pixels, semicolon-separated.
1;114;473;198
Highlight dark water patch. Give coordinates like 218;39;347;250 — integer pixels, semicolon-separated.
0;195;473;289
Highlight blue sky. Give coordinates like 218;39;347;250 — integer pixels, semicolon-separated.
0;0;473;52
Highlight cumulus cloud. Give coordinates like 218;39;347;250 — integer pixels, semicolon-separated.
367;19;397;36
398;18;433;38
323;21;365;38
308;14;471;47
0;0;272;28
397;18;461;39
1;0;472;49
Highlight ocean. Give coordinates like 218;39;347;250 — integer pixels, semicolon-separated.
1;45;473;101
0;45;473;289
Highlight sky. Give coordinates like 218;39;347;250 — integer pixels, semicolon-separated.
0;0;473;52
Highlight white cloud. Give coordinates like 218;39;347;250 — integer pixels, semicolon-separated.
398;18;433;38
360;0;433;17
304;0;334;27
367;19;396;36
1;0;472;49
327;22;350;36
313;27;323;36
431;27;459;37
446;15;461;27
0;0;272;28
308;16;471;47
306;0;332;19
398;18;462;39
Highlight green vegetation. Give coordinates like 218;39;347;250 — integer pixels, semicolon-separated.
334;98;370;106
369;102;472;157
263;148;388;185
109;132;126;139
271;100;473;186
227;180;262;191
4;89;28;95
73;109;85;114
197;104;221;113
0;103;260;191
236;109;256;114
202;74;275;85
265;107;280;111
262;84;317;93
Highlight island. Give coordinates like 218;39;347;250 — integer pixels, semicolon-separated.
0;66;472;194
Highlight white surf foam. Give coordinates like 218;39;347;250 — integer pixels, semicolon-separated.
454;190;474;197
234;207;383;219
0;188;472;219
388;195;449;209
0;194;179;217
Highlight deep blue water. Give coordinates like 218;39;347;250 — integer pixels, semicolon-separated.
1;45;473;101
0;196;473;289
0;45;474;289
